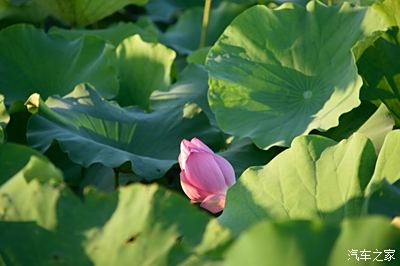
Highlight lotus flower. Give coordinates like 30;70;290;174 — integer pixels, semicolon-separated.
178;138;236;213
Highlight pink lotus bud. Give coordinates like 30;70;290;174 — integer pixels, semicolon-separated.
178;138;236;213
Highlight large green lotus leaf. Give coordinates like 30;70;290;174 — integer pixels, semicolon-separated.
0;24;118;104
219;131;400;235
0;155;213;266
161;2;247;54
50;25;167;109
224;217;400;266
26;85;221;180
0;95;9;143
0;142;44;186
34;0;148;27
49;21;158;46
207;1;389;149
116;35;176;109
86;186;210;266
0;155;115;266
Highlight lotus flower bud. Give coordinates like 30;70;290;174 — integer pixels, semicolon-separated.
178;138;236;213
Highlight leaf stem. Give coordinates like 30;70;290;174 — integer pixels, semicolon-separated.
199;0;212;48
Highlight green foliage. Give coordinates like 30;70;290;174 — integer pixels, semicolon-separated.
219;131;400;235
116;35;176;108
359;29;400;126
0;24;118;103
356;104;394;152
26;84;221;180
0;0;400;264
224;217;400;266
207;1;389;149
0;142;44;185
34;0;148;26
161;2;247;54
50;21;159;46
145;0;203;22
151;64;217;125
318;103;394;153
0;0;47;26
0;152;214;266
